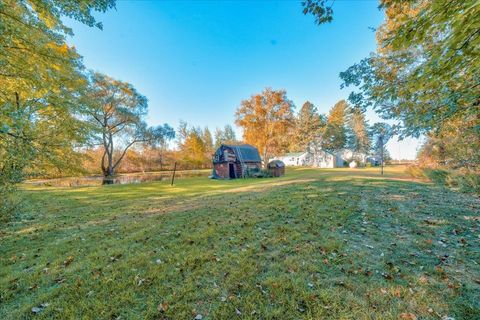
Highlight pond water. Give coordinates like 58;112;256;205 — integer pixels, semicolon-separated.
26;170;209;187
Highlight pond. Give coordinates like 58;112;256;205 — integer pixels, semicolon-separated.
26;170;210;187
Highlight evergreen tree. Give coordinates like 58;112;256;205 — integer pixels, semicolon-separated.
347;108;371;154
214;125;238;149
203;127;214;157
321;100;348;152
291;101;326;152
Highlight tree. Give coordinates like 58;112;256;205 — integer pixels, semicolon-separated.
290;101;326;152
235;88;295;165
305;1;480;168
203;127;214;157
86;73;174;181
184;128;207;168
0;0;115;217
337;1;479;167
321;100;348;152
346;107;371;154
214;125;238;149
0;0;115;103
176;122;212;169
302;0;334;25
370;123;394;175
417;118;480;170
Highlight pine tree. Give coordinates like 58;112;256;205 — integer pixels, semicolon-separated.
214;125;238;149
321;100;348;152
347;108;371;154
203;127;214;157
291;101;326;152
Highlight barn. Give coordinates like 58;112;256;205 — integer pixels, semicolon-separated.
211;144;262;179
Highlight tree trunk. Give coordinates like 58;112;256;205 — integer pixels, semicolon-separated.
101;131;115;184
263;147;268;169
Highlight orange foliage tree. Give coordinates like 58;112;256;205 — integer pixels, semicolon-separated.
235;88;295;165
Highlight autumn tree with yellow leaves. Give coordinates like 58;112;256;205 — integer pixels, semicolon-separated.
235;88;295;165
0;0;116;217
176;121;214;169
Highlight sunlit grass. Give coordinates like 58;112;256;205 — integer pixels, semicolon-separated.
1;166;478;319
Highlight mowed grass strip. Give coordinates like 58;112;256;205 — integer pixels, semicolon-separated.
0;167;479;319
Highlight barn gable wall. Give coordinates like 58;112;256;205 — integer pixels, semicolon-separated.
212;144;262;179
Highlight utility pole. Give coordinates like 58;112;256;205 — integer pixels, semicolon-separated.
380;135;384;175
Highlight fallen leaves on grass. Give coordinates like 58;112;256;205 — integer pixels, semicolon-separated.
63;256;74;267
157;302;168;312
400;313;417;320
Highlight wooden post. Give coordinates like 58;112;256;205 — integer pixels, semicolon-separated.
171;162;177;186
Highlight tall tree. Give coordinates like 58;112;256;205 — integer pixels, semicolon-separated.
338;1;479;166
86;73;174;181
0;0;115;217
321;100;348;152
290;101;326;152
203;127;214;157
304;1;479;168
235;88;295;165
184;128;207;167
214;125;238;149
177;123;211;168
347;107;371;154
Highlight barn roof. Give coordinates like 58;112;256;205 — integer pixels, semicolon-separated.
223;144;262;162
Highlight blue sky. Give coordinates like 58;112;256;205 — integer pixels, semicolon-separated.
67;0;420;159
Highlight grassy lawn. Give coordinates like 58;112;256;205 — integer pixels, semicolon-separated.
1;166;479;319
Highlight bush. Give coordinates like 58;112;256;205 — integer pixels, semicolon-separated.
424;168;449;185
406;165;480;194
451;173;480;193
245;167;271;178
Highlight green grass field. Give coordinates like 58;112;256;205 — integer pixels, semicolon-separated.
1;166;479;319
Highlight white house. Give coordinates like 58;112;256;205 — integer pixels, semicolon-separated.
274;144;377;168
273;152;308;166
334;149;369;167
273;149;336;168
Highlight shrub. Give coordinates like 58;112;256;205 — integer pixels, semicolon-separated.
452;173;480;193
424;169;449;185
406;165;480;194
245;167;271;178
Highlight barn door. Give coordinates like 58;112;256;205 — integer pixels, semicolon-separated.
229;163;236;179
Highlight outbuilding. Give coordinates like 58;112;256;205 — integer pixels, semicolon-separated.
211;144;262;179
267;160;285;177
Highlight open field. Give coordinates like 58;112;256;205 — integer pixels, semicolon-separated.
1;166;479;319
